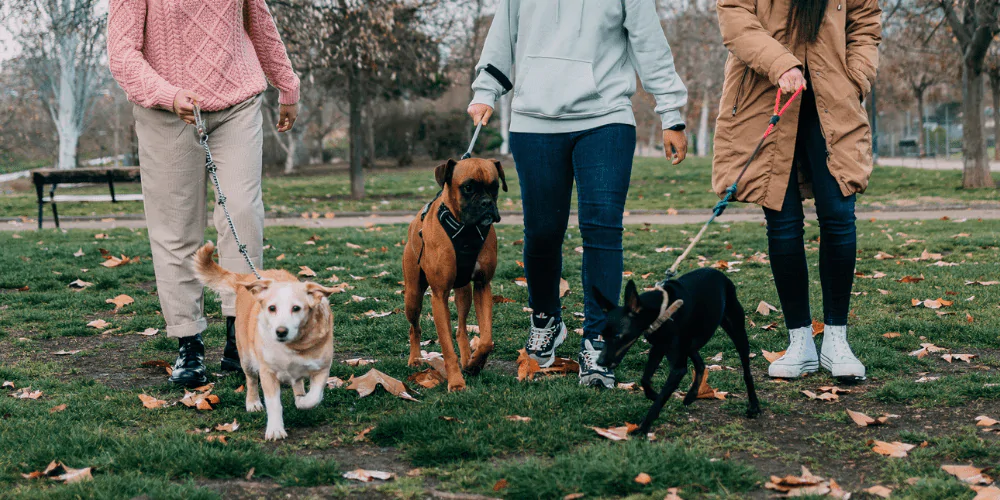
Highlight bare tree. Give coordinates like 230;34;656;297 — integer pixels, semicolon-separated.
882;12;955;156
937;0;1000;188
986;42;1000;159
8;0;106;169
273;0;447;198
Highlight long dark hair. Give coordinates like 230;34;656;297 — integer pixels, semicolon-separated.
788;0;828;45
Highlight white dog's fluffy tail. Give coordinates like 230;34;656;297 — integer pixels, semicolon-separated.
194;241;239;293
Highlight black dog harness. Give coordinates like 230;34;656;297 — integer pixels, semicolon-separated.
418;193;490;289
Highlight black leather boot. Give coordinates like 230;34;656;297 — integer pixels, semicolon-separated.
221;316;241;372
168;334;208;387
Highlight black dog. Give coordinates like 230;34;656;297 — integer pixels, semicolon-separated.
594;268;760;435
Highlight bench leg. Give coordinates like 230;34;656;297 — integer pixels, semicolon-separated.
35;181;44;230
50;184;60;229
108;174;117;203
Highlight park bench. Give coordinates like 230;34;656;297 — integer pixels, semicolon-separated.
32;167;142;229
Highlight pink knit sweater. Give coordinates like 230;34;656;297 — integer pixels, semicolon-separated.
108;0;300;112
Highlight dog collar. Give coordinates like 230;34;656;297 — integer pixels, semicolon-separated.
643;286;684;335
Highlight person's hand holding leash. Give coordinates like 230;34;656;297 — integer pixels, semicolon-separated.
778;67;807;94
277;103;298;132
172;89;201;125
663;129;688;165
467;103;494;126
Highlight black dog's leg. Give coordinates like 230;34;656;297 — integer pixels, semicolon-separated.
641;343;667;401
682;350;706;406
633;353;688;436
721;289;761;418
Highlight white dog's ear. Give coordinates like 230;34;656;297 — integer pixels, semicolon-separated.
238;279;272;296
305;282;339;304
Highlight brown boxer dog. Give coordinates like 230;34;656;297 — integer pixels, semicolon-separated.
402;158;507;391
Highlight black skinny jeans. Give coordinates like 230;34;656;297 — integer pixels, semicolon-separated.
763;87;857;329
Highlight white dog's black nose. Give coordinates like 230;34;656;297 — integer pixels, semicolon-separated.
275;327;289;339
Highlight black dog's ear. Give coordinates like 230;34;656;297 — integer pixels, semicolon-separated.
435;159;457;187
492;160;508;192
592;286;618;313
624;280;642;314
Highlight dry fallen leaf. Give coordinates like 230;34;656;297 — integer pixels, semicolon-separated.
559;278;571;297
563;493;586;500
846;409;889;427
517;348;542;381
591;423;638;441
909;343;947;358
73;249;85;258
506;415;532;422
53;350;81;356
101;255;136;268
205;435;228;444
138;394;167;409
493;479;509;491
407;368;445;389
346;369;418;401
634;472;652;485
22;461;93;484
802;390;839;402
762;349;785;363
869;440;915;458
343;358;377;367
137;328;159;336
49;404;67;414
10;388;43;399
493;295;516;304
764;466;828;495
897;275;925;283
87;319;110;330
756;301;777;316
941;464;993;485
975;416;999;427
343;469;395;482
696;370;728;400
862;485;893;498
68;279;93;290
514;277;528;287
354;426;375;442
883;332;901;339
942;353;977;363
106;294;134;313
215;419;240;432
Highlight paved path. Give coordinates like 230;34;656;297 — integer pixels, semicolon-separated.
5;208;1000;231
878;157;1000;172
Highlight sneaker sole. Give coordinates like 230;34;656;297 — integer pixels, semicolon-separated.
768;360;819;378
529;326;567;369
579;373;615;390
820;355;866;381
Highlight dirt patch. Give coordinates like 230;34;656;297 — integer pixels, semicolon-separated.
198;479;397;500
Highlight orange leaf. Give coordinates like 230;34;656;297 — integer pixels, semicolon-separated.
105;294;134;313
762;349;785;363
634;472;652;485
138;394;167;409
493;479;509;491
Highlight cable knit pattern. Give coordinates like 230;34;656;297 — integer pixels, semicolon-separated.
108;0;299;112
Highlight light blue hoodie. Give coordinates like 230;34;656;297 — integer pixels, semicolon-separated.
471;0;688;134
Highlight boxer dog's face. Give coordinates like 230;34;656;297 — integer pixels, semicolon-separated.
435;158;508;226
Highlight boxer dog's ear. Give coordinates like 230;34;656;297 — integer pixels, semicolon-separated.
492;160;508;192
435;159;457;187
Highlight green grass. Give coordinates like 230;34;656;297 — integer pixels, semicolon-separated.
2;157;999;219
0;219;998;497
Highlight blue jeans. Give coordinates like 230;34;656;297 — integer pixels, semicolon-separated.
763;88;857;328
509;124;636;342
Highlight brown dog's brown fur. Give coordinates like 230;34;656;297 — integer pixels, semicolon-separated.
402;158;503;391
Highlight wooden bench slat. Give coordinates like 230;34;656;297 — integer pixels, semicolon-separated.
49;194;144;203
32;167;141;184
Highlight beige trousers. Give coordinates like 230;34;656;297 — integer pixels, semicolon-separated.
134;95;265;338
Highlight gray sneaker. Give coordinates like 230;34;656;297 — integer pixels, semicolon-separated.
579;338;615;389
525;313;567;368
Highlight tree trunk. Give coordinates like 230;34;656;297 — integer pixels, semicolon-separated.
962;62;995;188
283;134;298;174
364;104;376;168
56;30;80;169
696;86;711;157
348;71;365;199
915;90;926;157
991;73;1000;161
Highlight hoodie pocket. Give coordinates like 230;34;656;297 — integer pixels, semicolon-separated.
513;56;608;118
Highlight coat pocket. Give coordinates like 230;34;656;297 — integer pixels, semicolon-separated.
512;56;608;118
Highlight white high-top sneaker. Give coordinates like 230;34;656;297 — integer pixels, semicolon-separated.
768;326;819;378
820;324;866;380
